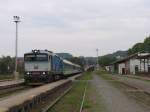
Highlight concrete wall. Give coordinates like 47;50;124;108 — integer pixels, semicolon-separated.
129;59;140;74
130;59;150;74
110;65;115;73
139;59;150;72
111;54;150;75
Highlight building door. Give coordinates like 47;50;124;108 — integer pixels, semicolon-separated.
135;65;139;74
148;65;150;73
122;68;125;75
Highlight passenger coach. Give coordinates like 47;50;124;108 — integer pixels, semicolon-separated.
24;50;82;84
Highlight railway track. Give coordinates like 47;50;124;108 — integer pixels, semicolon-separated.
42;79;89;112
0;79;24;90
42;86;73;112
0;85;33;100
0;74;82;112
34;74;150;112
79;81;88;112
0;79;13;82
0;79;27;99
106;76;150;110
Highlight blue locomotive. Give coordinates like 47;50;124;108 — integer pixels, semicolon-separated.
24;50;82;85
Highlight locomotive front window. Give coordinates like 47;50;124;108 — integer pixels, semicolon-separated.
25;54;48;62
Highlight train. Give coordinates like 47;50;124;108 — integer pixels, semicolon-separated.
24;49;82;85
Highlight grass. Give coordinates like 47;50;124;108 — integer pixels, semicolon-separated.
49;81;86;112
83;83;107;112
95;70;114;80
79;71;93;80
48;71;106;112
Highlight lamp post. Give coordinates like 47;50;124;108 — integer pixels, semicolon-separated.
13;16;20;80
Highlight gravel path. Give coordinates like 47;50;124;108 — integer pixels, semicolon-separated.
92;74;149;112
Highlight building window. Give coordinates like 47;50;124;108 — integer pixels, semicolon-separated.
135;65;139;74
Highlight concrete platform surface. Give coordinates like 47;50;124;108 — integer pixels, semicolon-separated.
0;79;70;112
0;79;24;88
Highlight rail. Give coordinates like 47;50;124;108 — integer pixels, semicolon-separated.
79;81;88;112
42;86;73;112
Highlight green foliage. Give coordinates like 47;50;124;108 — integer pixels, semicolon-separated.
79;71;92;80
68;57;86;67
95;69;110;75
128;36;150;54
0;56;24;74
49;82;87;112
128;43;144;54
0;56;15;74
98;50;127;66
143;37;150;52
99;56;117;66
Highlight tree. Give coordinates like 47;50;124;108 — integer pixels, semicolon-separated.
68;57;86;67
143;36;150;52
99;56;116;66
128;43;144;55
128;36;150;55
0;56;15;74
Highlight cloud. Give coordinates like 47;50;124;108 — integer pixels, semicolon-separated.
0;0;150;56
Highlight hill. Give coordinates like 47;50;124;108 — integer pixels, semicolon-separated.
99;50;127;66
105;50;128;59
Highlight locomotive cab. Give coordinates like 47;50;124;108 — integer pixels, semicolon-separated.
24;49;81;85
24;50;52;84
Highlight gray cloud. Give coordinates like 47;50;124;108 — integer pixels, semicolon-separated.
0;0;150;57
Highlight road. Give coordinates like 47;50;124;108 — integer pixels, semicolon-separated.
92;74;150;112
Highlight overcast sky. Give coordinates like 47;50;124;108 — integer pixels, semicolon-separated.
0;0;150;57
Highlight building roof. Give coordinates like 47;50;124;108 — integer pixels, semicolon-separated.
111;52;150;65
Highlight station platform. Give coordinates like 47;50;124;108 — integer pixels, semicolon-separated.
0;79;71;112
0;79;24;90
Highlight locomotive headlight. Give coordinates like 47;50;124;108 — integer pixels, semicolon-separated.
42;72;46;75
26;72;30;75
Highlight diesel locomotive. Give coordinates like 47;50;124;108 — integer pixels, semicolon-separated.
24;50;82;85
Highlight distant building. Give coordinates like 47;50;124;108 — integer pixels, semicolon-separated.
106;53;150;75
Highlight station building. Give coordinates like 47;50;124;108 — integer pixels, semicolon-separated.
106;53;150;75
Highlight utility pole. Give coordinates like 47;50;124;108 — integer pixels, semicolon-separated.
96;48;99;70
13;16;20;80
